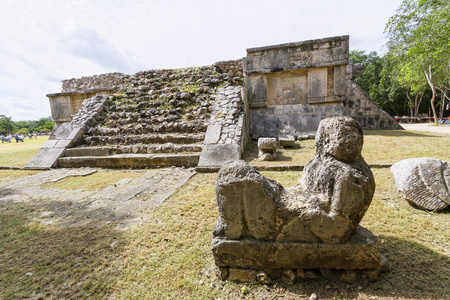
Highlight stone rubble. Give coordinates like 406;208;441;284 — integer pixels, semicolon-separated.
69;61;245;156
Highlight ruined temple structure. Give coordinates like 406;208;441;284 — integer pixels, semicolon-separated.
26;35;401;169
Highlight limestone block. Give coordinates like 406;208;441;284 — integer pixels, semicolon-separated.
278;135;295;147
258;137;276;154
204;124;222;144
212;226;382;270
391;157;450;211
197;144;240;167
24;148;66;169
64;147;111;157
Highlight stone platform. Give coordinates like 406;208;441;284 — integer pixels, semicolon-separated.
58;153;199;168
212;226;388;282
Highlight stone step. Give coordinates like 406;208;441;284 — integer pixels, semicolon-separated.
65;143;203;156
58;154;199;168
113;143;203;154
83;133;205;144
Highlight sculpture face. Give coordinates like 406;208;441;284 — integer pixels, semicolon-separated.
316;117;363;162
328;124;363;162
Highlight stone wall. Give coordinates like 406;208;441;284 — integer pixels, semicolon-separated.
62;73;126;93
244;36;401;138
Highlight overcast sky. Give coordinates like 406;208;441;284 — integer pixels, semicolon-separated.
0;0;402;121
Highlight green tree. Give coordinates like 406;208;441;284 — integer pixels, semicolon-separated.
350;50;383;98
386;0;450;124
0;115;15;134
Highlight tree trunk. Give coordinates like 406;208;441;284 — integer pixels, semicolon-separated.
406;89;414;118
424;65;438;125
439;93;445;118
414;93;423;117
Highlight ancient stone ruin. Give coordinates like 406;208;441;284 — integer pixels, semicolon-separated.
26;35;401;169
391;158;450;211
212;117;389;282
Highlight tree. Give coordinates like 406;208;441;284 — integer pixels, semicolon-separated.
386;0;450;124
0;115;15;134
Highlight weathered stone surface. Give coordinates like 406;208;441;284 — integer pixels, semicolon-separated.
197;144;240;167
258;137;277;153
25;148;66;169
214;117;374;243
203;124;222;144
64;147;111;157
213;117;383;280
278;135;295;147
212;226;381;270
258;137;277;161
391;157;450;211
58;154;199;168
245;36;401;136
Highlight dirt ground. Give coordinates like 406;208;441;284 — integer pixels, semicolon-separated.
400;123;450;135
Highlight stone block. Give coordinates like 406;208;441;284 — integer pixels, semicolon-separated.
203;124;222;144
278;135;295;147
212;226;382;270
258;137;277;153
66;127;85;140
64;147;111;157
51;122;73;140
228;268;257;283
197;144;240;167
42;139;59;148
55;139;72;148
24;147;66;169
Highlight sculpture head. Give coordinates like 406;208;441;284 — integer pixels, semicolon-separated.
315;117;363;162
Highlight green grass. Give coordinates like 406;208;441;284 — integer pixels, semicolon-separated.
243;129;450;166
0;129;449;299
0;136;47;167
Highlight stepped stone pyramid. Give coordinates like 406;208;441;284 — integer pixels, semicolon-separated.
26;60;246;169
26;35;401;169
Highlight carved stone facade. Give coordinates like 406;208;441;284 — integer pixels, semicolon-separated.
244;36;401;137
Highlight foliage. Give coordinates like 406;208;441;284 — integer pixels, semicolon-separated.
385;0;450;123
0;115;16;134
14;117;55;133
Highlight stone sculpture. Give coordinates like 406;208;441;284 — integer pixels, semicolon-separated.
212;117;388;282
257;137;277;161
391;157;450;211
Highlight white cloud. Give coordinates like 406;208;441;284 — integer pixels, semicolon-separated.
0;0;403;121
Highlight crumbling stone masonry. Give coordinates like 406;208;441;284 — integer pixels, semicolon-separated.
26;35;401;169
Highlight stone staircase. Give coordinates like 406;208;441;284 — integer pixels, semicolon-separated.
56;63;244;168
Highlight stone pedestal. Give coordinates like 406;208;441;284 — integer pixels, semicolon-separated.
212;226;388;282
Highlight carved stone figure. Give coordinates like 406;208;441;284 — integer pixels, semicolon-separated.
212;117;386;282
214;117;375;243
391;157;450;211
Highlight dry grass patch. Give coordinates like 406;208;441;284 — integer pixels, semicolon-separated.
243;130;450;167
0;169;42;184
40;170;145;191
0;170;449;299
0;137;47;167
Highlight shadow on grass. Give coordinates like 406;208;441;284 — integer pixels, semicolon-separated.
0;208;126;299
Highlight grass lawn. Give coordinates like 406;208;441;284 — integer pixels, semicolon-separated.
0;129;449;299
0;136;47;167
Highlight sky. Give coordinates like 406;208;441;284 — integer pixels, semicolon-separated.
0;0;402;121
